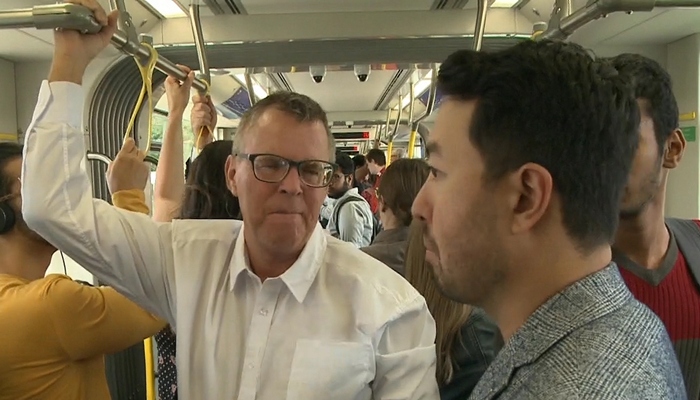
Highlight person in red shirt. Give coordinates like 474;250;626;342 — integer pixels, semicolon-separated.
610;53;700;399
362;148;387;214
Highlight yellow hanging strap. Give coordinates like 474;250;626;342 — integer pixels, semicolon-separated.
124;42;159;154
194;78;212;155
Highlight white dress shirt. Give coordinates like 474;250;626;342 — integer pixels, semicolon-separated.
21;81;440;400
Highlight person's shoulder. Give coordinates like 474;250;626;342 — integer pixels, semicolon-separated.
324;237;420;306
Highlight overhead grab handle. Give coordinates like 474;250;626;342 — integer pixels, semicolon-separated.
539;0;700;40
413;63;438;126
86;152;158;166
86;152;113;166
0;2;208;92
0;3;102;33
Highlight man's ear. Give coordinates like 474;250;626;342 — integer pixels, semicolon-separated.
225;155;238;196
662;129;686;169
506;163;553;234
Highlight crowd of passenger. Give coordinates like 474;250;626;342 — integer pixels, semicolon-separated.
0;0;698;399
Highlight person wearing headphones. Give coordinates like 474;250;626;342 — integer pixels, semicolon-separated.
0;140;166;399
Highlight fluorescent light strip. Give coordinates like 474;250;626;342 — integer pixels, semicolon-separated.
142;0;187;18
491;0;519;8
234;74;269;100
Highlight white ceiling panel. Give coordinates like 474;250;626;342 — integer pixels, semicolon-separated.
284;70;398;112
241;0;434;14
0;31;53;62
598;9;700;45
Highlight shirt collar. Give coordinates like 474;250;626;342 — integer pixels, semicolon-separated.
228;223;327;303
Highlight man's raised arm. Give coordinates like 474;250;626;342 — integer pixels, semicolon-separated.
20;0;176;325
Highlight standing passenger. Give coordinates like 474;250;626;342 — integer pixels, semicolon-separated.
0;141;165;400
20;2;439;398
362;148;387;214
610;53;700;400
327;152;375;247
411;41;686;399
361;158;430;274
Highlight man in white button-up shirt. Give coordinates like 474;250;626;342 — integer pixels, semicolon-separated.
20;1;439;399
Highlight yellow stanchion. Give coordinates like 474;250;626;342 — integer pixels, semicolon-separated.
407;130;417;158
143;337;155;400
386;141;394;166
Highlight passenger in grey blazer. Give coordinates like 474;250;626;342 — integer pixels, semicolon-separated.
411;41;686;399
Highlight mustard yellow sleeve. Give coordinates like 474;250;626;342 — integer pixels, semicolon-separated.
45;275;167;361
112;189;150;215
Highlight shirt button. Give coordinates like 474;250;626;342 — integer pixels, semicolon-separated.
259;309;268;316
248;363;255;369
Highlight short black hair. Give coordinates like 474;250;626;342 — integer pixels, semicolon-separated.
335;152;355;175
437;40;639;251
609;53;679;154
0;142;22;199
366;148;386;166
352;154;366;169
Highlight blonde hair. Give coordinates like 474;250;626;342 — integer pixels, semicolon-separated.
404;220;472;385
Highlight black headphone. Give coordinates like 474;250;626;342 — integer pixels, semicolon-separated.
0;201;15;234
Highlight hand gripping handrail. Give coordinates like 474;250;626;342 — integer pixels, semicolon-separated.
0;2;208;92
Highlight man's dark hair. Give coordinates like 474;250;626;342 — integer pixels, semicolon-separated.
366;148;386;166
335;152;355;176
181;140;241;220
437;40;639;251
609;53;679;154
352;154;366;169
0;142;22;199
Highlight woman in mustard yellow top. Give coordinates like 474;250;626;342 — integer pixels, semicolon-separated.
0;141;166;400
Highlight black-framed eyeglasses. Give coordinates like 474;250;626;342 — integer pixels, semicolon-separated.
237;153;335;188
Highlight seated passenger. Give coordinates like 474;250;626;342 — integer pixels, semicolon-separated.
362;158;430;274
327;152;375;247
404;220;503;399
610;53;700;399
20;5;439;398
411;41;686;398
0;141;165;400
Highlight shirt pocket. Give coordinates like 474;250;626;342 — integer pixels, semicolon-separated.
286;339;374;400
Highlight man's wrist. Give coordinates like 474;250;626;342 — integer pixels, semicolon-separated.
48;55;88;84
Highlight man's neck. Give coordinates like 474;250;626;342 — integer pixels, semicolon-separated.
488;241;613;342
614;194;669;270
0;239;53;281
243;232;305;281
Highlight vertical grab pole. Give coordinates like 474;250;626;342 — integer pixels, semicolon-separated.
189;2;213;154
387;94;403;166
473;0;489;51
410;63;438;158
